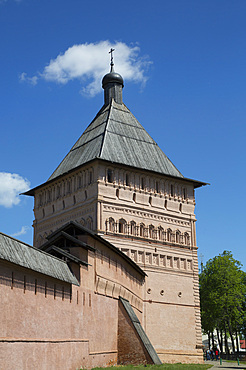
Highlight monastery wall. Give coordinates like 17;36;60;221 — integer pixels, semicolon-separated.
0;233;145;369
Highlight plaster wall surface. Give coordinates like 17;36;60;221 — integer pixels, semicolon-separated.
0;232;145;369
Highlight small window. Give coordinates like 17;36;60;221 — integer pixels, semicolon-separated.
11;272;14;289
119;219;126;234
24;276;26;293
67;181;71;194
183;188;187;199
130;221;136;236
141;177;145;190
149;225;155;239
107;169;113;183
140;223;145;237
108;217;115;232
133;193;136;202
171;184;174;197
156;181;159;193
176;230;181;243
87;217;93;230
89;171;93;185
167;228;172;242
70;286;72;302
52;205;55;213
158;226;164;240
126;173;130;186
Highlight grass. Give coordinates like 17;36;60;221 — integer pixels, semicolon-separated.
91;364;213;370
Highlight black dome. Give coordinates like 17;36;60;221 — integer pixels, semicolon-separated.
102;71;124;89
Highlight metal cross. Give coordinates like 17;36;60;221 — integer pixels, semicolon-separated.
109;48;115;69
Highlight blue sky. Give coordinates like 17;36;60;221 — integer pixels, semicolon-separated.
0;0;245;270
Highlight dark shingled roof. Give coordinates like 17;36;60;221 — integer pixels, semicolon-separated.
48;100;183;181
0;232;79;285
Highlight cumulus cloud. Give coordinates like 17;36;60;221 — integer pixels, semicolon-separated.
21;41;152;96
0;172;30;208
11;226;30;237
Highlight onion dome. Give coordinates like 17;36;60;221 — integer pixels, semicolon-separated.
102;48;124;105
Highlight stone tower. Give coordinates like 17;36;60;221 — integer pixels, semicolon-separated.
25;62;206;363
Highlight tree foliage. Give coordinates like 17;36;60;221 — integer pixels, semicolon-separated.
199;251;246;353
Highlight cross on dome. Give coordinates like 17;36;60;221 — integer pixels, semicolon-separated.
109;48;115;72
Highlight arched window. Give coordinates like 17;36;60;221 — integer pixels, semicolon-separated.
133;193;136;202
167;228;172;242
140;223;145;237
176;230;181;244
119;219;127;234
87;217;93;230
80;218;85;227
149;225;155;239
179;203;182;212
184;232;190;246
149;196;152;205
116;188;119;198
107;169;113;183
108;217;115;232
158;226;164;241
130;221;136;236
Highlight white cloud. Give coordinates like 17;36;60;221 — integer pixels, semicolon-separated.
11;226;30;237
0;172;30;208
19;72;38;85
21;41;152;96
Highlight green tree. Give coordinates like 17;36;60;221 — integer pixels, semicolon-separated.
199;251;246;355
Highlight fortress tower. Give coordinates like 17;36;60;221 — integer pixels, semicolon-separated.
25;59;206;363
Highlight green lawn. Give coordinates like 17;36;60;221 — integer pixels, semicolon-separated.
91;364;213;370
